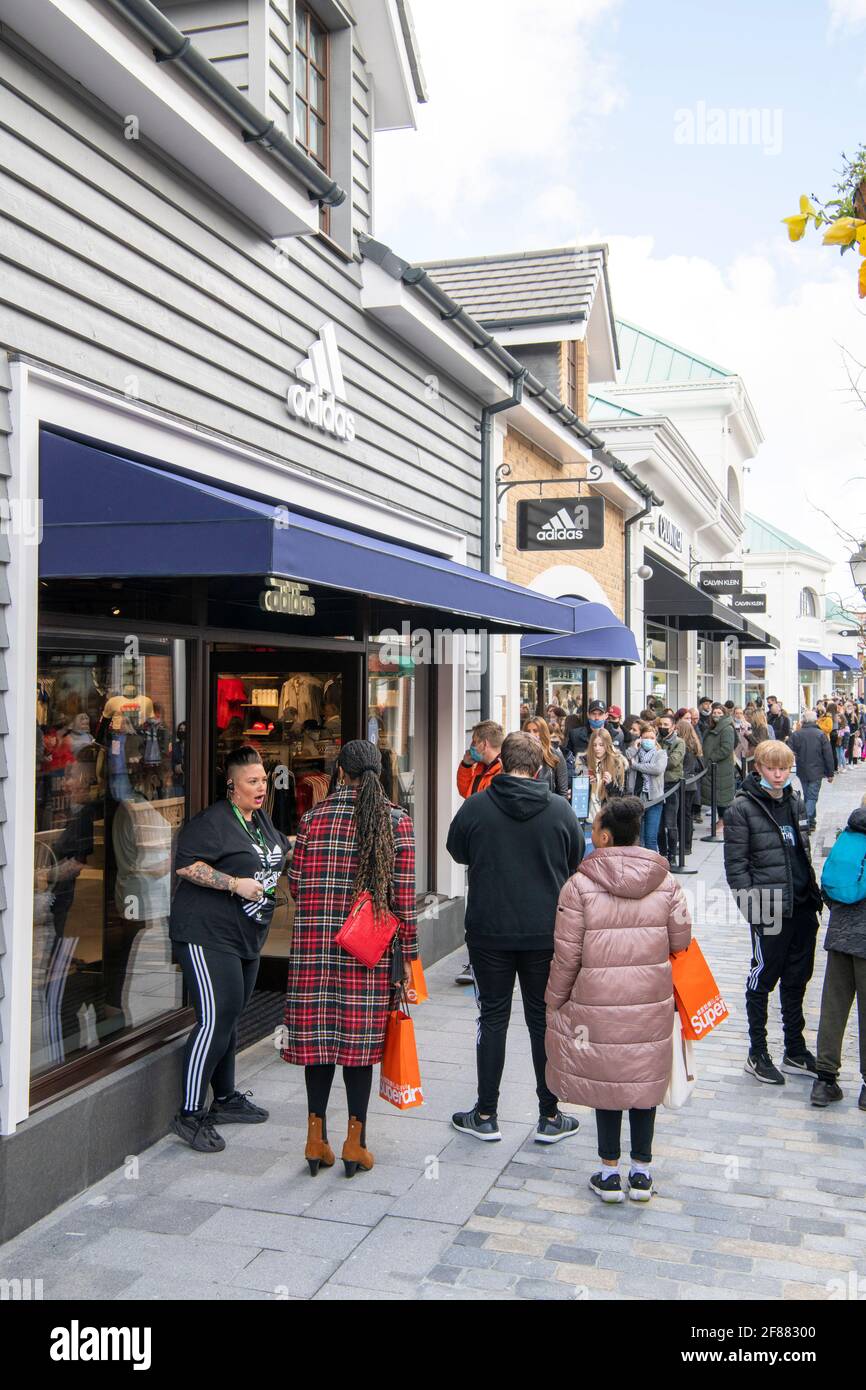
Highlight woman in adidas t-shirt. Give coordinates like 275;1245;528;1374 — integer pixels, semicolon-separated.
169;746;289;1153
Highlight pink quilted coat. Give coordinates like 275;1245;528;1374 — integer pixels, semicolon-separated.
545;847;692;1111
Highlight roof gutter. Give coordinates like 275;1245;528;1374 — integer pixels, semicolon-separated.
103;0;346;208
359;234;663;509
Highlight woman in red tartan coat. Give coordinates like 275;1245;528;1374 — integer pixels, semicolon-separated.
281;739;418;1177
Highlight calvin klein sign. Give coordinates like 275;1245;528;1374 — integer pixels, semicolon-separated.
516;497;605;551
657;514;684;553
731;593;767;613
699;570;743;595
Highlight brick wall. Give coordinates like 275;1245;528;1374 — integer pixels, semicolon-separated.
501;428;625;617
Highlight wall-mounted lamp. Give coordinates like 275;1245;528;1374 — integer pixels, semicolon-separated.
635;563;654;582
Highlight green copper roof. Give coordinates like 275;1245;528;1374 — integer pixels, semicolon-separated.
743;511;827;562
587;392;644;421
614;319;733;385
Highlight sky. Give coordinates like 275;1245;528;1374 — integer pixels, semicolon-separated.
374;0;866;606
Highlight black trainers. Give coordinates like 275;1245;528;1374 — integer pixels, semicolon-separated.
782;1051;819;1079
171;1110;226;1153
589;1170;624;1204
208;1090;269;1124
454;961;474;985
810;1078;844;1107
744;1052;785;1085
627;1171;654;1203
535;1111;580;1144
451;1107;501;1142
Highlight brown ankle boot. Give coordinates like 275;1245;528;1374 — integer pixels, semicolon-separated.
342;1117;374;1178
305;1114;335;1176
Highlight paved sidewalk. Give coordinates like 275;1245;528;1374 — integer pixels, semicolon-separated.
2;769;865;1301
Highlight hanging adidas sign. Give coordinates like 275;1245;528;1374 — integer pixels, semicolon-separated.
287;322;356;442
516;497;604;551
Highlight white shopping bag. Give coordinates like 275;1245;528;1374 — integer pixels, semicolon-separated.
662;1015;697;1110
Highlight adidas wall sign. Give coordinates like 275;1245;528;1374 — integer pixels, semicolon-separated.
287;322;356;442
516;497;604;551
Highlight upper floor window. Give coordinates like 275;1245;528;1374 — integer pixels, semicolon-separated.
295;5;329;171
566;341;578;413
799;586;818;618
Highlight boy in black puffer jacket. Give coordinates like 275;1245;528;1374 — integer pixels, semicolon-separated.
723;740;823;1087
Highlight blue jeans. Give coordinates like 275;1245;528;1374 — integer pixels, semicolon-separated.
640;801;662;851
801;780;821;823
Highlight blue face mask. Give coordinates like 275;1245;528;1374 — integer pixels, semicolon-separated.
641;738;656;752
760;775;792;791
469;745;485;763
588;718;605;729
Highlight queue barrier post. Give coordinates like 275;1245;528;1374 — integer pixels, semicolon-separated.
700;761;723;843
670;771;700;876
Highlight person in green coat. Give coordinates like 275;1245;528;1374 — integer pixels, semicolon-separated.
701;704;737;831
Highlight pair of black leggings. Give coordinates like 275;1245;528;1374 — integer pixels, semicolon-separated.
305;1064;373;1138
596;1107;656;1164
176;943;259;1114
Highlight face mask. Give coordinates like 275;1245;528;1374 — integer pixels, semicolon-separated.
641;738;656;752
469;746;485;763
759;775;792;791
588;718;604;729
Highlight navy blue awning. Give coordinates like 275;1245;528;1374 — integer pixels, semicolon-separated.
798;650;836;671
833;653;861;673
39;432;576;635
744;656;766;670
521;602;640;666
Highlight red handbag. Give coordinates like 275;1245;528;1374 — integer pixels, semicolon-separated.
336;891;400;968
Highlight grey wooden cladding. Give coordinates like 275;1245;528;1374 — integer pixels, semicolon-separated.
0;352;10;1088
160;0;251;92
0;30;482;551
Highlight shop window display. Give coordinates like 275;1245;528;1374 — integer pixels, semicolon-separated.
368;642;428;892
32;638;185;1084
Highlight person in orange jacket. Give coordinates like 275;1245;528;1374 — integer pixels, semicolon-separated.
456;721;504;799
454;721;504;984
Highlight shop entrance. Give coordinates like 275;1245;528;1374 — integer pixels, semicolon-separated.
209;647;362;1001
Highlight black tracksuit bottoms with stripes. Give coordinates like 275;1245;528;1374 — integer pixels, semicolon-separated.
176;942;259;1115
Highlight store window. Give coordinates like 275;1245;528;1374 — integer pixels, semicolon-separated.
645;622;679;710
799;669;815;713
696;639;715;702
799;587;818;618
33;634;186;1088
726;644;744;708
745;662;766;705
368;639;429;892
520;662;540;723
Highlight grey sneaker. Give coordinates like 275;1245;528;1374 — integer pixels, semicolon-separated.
451;1107;501;1142
171;1110;226;1153
454;962;474;985
535;1111;580;1144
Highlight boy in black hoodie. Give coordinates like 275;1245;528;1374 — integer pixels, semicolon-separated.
446;731;584;1143
723;740;823;1086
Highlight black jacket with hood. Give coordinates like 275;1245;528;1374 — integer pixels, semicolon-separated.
723;772;822;927
822;806;866;959
446;774;584;949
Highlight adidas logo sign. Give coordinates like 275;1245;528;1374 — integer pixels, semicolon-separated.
536;505;590;543
287;321;356;442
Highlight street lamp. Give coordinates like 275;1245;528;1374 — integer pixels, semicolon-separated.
850;543;866;596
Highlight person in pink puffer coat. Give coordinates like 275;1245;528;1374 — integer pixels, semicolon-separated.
545;796;692;1204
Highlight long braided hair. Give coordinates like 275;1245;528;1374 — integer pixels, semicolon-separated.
337;739;394;914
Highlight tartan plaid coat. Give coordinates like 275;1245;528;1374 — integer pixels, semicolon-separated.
281;786;418;1067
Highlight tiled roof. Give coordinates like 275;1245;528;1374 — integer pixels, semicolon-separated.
614;319;733;385
743;511;828;562
423;245;609;330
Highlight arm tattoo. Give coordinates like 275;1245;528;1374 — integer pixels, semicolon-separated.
176;861;234;891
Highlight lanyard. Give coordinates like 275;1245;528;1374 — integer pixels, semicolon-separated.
231;803;268;855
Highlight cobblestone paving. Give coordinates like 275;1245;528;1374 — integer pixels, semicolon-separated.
2;770;864;1301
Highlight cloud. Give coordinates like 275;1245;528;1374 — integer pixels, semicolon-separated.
827;0;866;32
599;233;866;598
374;0;624;234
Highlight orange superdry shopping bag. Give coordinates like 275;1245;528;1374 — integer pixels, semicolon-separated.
671;939;729;1041
406;958;429;1005
379;1005;424;1109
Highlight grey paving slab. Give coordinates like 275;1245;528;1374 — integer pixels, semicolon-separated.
327;1216;460;1293
191;1207;365;1259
